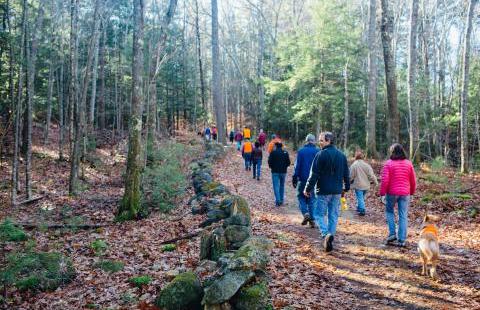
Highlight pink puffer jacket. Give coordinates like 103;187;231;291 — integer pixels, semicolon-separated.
379;159;416;196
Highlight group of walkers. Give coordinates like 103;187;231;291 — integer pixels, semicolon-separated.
232;128;417;253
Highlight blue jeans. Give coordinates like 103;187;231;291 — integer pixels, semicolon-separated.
297;181;316;216
243;153;252;169
271;173;286;205
314;194;341;237
355;189;368;213
236;141;242;150
385;195;410;242
253;159;262;178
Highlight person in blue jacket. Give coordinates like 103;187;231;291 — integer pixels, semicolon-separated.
292;134;320;228
304;131;350;252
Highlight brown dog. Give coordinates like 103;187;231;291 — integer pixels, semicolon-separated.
418;214;440;279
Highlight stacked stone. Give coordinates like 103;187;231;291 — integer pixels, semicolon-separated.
155;142;274;310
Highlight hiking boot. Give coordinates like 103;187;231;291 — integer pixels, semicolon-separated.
386;235;397;245
358;211;365;216
257;177;260;181
397;241;407;248
301;213;311;226
324;234;334;252
253;175;256;179
309;219;316;228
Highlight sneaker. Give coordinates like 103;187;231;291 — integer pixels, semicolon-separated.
301;213;311;225
386;235;397;245
253;175;256;179
257;177;260;181
324;234;334;252
397;241;407;248
358;211;365;216
309;219;316;228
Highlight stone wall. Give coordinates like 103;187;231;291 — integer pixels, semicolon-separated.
155;142;273;310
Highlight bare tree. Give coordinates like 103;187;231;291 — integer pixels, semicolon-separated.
366;0;377;158
407;0;420;162
380;0;399;144
459;0;476;173
118;0;145;220
211;0;226;144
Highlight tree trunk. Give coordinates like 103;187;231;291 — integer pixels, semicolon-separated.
68;0;79;194
195;0;206;112
380;0;399;144
366;0;377;158
58;63;65;161
407;0;420;163
211;0;226;144
118;0;145;221
89;22;101;131
98;27;106;130
459;0;476;173
24;0;45;199
44;61;54;145
342;59;349;151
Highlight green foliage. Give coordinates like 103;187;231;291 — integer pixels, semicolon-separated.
0;219;28;242
438;193;472;201
128;275;152;288
431;156;446;171
161;244;176;252
142;142;188;213
94;260;124;273
0;251;76;292
421;173;448;184
90;239;108;256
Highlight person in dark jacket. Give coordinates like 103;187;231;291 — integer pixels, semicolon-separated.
293;134;320;227
304;132;350;252
268;142;291;206
252;141;263;180
229;130;235;144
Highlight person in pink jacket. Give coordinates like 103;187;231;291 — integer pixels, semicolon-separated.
379;143;416;247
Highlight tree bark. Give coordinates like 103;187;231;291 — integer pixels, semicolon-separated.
24;0;45;199
195;0;206;113
366;0;377;158
44;61;55;144
342;59;349;151
407;0;420;162
211;0;226;144
380;0;399;144
98;27;106;130
459;0;476;173
118;0;145;221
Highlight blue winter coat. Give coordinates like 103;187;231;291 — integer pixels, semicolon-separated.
293;143;320;182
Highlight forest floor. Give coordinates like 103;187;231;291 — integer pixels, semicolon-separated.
0;127;479;309
215;145;480;309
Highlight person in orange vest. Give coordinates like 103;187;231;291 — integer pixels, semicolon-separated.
243;126;251;140
241;138;254;171
267;134;282;153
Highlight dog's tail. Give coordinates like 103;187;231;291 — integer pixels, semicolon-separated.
418;239;439;261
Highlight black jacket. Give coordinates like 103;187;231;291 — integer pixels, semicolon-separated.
268;148;291;173
252;148;263;161
304;144;350;195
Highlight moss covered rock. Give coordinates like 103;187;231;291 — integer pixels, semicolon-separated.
224;225;250;248
227;239;270;272
202;270;254;305
226;196;250;220
0;219;28;242
1;251;76;292
231;281;271;310
154;272;203;310
211;228;227;261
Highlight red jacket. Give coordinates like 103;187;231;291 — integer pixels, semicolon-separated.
258;132;267;145
379;159;416;196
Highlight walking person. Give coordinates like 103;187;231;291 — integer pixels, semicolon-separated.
212;126;218;141
292;134;320;227
252;141;263;180
229;129;235;144
350;149;378;216
241;138;254;171
234;130;243;151
258;129;267;149
267;134;282;154
268;142;291;207
204;126;211;141
243;126;251;140
379;143;416;247
304;132;350;252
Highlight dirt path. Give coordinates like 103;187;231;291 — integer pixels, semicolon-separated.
215;145;480;309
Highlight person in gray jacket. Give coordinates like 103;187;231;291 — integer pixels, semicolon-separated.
350;149;378;216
